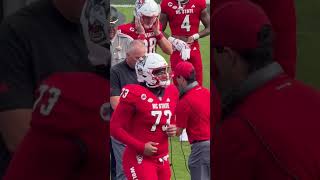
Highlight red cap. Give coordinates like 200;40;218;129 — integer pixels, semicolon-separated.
212;0;272;52
174;61;195;79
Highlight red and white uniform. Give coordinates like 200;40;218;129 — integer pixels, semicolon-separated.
118;23;163;53
4;72;110;180
161;0;206;85
110;84;179;180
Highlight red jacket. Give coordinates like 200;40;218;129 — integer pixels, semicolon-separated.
213;65;320;179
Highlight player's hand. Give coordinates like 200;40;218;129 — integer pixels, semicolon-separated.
144;141;159;156
135;17;145;35
166;124;177;137
152;18;161;35
180;47;191;61
168;37;190;52
187;36;195;44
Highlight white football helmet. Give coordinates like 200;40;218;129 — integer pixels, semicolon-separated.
136;0;160;29
136;53;171;88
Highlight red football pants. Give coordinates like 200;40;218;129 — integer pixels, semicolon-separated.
170;43;203;86
122;148;171;180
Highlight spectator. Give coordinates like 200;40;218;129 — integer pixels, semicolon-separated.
212;1;320;179
110;6;133;67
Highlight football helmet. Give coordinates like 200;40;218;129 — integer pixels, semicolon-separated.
135;53;171;88
136;0;160;29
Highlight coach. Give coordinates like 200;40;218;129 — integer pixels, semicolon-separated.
174;61;210;180
212;1;320;179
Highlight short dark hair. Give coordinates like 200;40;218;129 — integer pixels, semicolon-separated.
239;25;274;73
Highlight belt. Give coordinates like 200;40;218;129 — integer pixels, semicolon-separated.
191;139;209;144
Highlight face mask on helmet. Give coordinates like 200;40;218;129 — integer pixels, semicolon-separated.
136;0;160;29
136;53;171;88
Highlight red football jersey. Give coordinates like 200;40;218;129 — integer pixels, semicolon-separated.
161;0;206;36
4;72;110;180
117;23;163;53
110;84;179;160
176;85;210;144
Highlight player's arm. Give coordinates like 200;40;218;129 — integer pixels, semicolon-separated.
110;68;121;110
159;13;169;33
187;8;210;43
199;8;210;38
110;95;145;153
0;23;34;153
153;19;173;55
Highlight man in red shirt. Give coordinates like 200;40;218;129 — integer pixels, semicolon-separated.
213;0;297;77
160;0;210;85
118;0;172;55
174;61;210;180
110;53;179;180
212;1;320;179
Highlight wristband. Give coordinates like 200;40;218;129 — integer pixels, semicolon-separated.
168;36;175;43
192;33;200;40
155;32;164;41
138;34;146;40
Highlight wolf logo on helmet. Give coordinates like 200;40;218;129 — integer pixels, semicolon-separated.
135;53;171;88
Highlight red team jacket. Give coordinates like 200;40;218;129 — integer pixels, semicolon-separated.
110;84;179;160
176;85;210;144
213;73;320;179
4;72;110;180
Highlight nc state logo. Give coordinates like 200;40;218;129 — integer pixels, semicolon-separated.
168;2;173;7
130;27;135;32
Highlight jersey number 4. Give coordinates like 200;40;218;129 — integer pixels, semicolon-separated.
33;84;61;116
181;15;191;32
150;110;172;132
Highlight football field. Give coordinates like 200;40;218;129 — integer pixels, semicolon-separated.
113;5;210;180
111;1;320;179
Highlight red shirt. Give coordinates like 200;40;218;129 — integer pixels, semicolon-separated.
4;72;110;180
213;74;320;180
161;0;206;36
110;84;179;160
117;23;163;53
213;0;297;77
176;85;210;144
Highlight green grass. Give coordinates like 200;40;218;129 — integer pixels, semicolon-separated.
295;0;320;89
114;6;209;180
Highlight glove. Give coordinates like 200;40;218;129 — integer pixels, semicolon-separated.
180;47;191;61
168;37;189;52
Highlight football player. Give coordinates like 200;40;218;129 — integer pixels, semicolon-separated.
160;0;210;85
4;72;110;180
110;53;179;180
118;0;173;55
